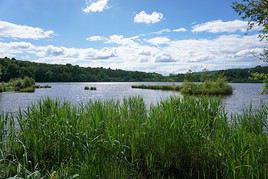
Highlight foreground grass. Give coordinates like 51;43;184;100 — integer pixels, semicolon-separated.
0;97;267;178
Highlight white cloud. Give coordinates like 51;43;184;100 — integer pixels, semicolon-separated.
155;53;176;63
151;29;171;35
0;20;54;39
86;35;106;41
192;19;261;33
83;0;109;13
173;28;187;32
87;34;140;47
147;37;170;45
134;11;163;24
1;34;266;74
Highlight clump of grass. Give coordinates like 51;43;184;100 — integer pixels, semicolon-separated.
84;86;96;90
17;86;35;93
181;76;232;95
0;97;267;178
132;84;181;91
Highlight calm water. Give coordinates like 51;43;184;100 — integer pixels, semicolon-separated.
0;82;267;114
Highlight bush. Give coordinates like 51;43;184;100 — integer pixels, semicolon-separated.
22;77;35;88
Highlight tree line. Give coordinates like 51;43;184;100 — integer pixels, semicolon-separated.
0;57;164;82
0;57;267;82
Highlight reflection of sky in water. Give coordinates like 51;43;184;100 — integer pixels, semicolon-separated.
0;82;267;115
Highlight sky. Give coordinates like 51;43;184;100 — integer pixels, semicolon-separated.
0;0;266;75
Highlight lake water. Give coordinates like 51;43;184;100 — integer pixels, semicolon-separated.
0;82;267;114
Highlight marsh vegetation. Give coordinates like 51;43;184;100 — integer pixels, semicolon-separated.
0;97;267;178
132;75;233;95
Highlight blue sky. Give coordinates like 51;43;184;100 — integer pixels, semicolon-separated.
0;0;266;74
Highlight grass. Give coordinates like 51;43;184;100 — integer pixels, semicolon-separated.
0;77;51;93
16;86;35;93
0;96;267;178
132;84;181;91
132;76;233;96
0;77;36;93
180;81;233;95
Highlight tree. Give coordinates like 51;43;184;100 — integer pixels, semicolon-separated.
233;0;268;93
233;0;268;59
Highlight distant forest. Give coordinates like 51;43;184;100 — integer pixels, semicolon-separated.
0;57;164;82
0;57;267;82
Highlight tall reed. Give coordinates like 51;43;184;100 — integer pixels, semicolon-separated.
0;97;267;178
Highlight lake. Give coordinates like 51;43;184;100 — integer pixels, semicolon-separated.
0;82;267;114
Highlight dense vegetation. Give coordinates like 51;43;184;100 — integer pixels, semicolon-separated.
180;76;233;95
0;77;35;93
0;97;267;178
171;66;268;83
132;76;233;95
0;57;267;83
0;57;164;82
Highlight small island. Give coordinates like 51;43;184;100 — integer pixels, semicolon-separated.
132;75;233;95
0;77;51;93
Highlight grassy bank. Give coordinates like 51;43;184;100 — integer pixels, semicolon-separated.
0;97;267;178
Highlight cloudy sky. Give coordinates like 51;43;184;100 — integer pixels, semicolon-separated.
0;0;266;74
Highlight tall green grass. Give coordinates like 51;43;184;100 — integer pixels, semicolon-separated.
0;97;267;178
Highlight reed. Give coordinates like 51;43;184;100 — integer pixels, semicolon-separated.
132;84;181;91
0;97;267;178
132;78;232;96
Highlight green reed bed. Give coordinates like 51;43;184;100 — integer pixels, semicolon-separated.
132;76;233;96
132;84;181;91
0;77;36;93
180;81;233;95
0;97;267;178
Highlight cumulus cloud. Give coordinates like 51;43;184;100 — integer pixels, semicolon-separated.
134;11;163;24
155;53;176;63
86;35;105;41
87;34;140;47
0;20;54;39
192;19;261;33
83;0;109;13
147;37;170;45
173;28;187;32
1;34;266;74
